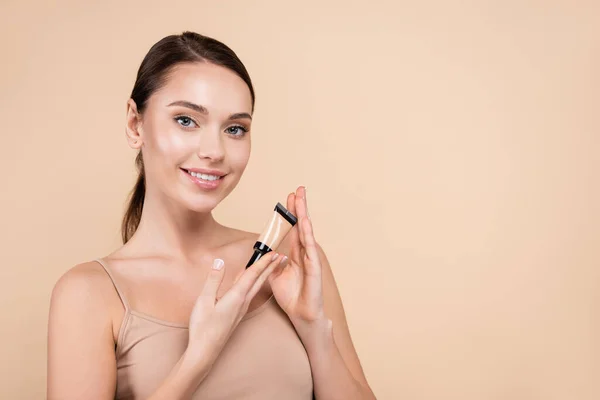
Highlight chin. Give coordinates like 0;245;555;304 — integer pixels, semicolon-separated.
183;196;221;213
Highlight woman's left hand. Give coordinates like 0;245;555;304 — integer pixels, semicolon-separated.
268;186;328;333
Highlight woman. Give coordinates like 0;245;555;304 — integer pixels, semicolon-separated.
47;31;376;400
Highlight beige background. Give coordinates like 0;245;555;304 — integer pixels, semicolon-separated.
1;1;598;399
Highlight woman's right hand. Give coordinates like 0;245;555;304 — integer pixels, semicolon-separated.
145;252;288;400
186;251;287;367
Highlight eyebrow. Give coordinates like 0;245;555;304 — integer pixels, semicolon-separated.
167;100;252;120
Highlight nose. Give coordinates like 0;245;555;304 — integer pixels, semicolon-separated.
196;129;225;162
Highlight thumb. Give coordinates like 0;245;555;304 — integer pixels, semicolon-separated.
200;258;226;301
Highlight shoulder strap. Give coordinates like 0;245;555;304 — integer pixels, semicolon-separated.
94;258;130;311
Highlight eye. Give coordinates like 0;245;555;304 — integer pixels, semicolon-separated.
225;125;249;137
174;115;198;129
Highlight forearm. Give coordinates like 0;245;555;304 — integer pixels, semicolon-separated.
147;346;211;400
296;319;376;400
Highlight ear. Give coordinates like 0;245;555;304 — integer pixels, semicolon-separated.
125;98;143;149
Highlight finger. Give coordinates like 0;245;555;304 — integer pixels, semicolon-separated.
200;258;226;302
294;186;308;221
248;255;288;300
286;192;301;260
300;216;320;264
295;187;309;248
267;258;287;285
228;251;281;299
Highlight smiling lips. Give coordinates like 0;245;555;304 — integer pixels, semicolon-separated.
181;168;227;190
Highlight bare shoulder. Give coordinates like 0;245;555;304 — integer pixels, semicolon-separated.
52;261;109;296
47;261;118;398
48;260;119;354
49;261;118;319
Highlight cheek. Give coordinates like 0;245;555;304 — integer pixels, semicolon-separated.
146;123;190;165
155;133;187;157
228;141;251;172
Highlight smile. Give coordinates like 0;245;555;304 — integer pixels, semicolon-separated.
183;169;223;181
181;168;227;190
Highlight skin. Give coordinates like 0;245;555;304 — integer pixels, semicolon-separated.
47;62;376;399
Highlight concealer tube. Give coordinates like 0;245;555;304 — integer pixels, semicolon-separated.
245;202;298;269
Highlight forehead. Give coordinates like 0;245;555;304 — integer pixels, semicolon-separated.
149;62;253;114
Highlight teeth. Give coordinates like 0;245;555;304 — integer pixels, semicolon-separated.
190;171;221;181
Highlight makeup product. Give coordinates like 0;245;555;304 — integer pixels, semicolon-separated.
245;202;298;268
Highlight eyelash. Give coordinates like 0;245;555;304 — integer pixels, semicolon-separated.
225;125;249;137
174;115;249;138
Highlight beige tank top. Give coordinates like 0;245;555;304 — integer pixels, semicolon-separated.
95;259;314;399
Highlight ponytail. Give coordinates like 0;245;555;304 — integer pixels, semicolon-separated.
121;152;145;243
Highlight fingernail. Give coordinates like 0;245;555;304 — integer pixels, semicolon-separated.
271;252;279;261
212;258;224;270
280;255;288;265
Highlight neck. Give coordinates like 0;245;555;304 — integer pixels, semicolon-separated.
125;190;224;262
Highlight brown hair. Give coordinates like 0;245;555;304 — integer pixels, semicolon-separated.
121;31;256;243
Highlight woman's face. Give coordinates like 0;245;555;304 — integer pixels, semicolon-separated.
129;62;253;213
